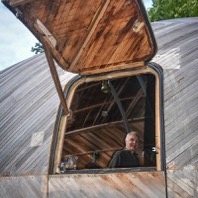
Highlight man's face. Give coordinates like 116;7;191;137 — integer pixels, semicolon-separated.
125;134;139;151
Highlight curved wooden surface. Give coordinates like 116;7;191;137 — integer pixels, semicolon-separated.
0;18;198;197
3;0;156;74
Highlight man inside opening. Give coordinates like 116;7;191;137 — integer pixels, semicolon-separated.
108;131;140;168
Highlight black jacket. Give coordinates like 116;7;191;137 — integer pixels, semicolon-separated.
108;149;139;168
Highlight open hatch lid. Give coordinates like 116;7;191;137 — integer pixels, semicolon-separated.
3;0;157;75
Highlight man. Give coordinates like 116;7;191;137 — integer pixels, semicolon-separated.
108;131;140;168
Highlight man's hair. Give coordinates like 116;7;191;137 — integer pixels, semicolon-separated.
125;131;139;142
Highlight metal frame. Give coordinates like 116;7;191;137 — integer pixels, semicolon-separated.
108;81;130;133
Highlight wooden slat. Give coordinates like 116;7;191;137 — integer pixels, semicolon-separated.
0;17;198;197
49;172;166;198
0;175;47;198
0;54;76;176
8;0;33;7
152;18;198;197
4;0;154;74
167;170;198;198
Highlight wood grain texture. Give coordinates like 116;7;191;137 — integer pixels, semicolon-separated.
49;172;166;198
63;122;144;169
166;170;198;198
0;17;197;197
0;54;76;176
152;18;198;198
0;175;47;198
152;18;198;172
4;0;154;74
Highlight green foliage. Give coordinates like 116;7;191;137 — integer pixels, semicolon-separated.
31;42;44;54
148;0;198;21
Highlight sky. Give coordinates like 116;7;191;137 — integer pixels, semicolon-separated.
0;0;152;71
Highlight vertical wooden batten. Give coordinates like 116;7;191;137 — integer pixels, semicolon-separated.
69;0;111;72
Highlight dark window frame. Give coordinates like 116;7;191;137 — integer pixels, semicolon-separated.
49;63;165;175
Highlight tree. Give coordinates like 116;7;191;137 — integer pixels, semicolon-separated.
148;0;198;22
31;42;44;54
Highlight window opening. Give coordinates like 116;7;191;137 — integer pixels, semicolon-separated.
58;73;157;172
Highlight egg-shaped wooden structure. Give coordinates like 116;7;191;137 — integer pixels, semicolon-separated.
0;1;197;197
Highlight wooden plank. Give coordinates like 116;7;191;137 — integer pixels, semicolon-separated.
8;0;33;7
5;0;154;74
151;18;198;196
44;47;69;115
167;170;198;198
0;54;76;176
0;18;197;198
69;0;111;71
49;172;166;198
0;175;47;198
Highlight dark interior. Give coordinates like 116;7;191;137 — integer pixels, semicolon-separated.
60;74;156;170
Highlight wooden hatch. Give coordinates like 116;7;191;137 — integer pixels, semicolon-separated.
3;0;157;75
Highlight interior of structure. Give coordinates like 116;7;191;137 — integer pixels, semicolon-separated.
60;73;156;171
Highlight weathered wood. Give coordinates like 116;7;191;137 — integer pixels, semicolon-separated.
64;120;135;136
44;47;69;115
0;175;47;198
151;18;198;197
8;0;33;7
69;0;111;71
0;54;76;176
49;172;166;198
0;16;198;198
3;0;155;74
167;170;198;198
